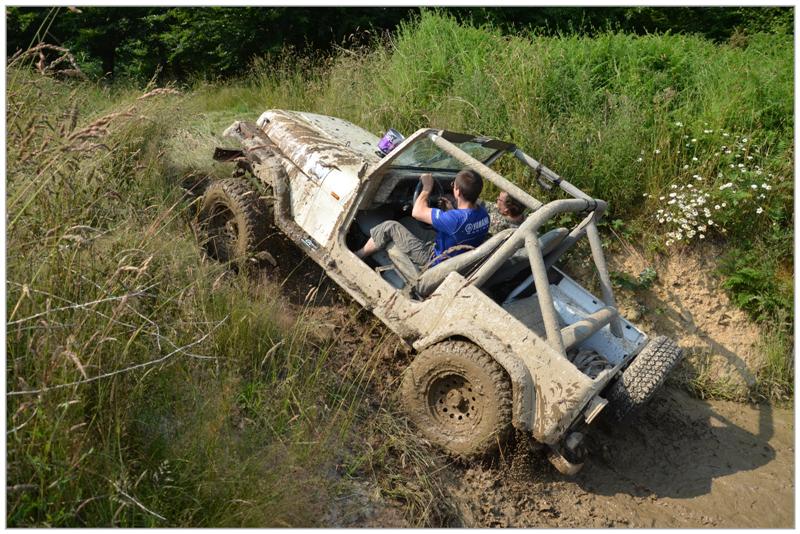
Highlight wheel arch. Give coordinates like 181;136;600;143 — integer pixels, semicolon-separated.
413;331;535;431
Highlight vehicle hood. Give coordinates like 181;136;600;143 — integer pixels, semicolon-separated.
257;110;382;183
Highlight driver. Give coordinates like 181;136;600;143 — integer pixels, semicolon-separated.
355;168;490;269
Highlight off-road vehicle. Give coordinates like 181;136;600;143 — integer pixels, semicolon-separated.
195;110;682;474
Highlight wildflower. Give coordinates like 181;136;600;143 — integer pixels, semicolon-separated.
659;196;666;200
721;202;726;208
747;156;753;160
654;149;661;154
668;199;676;205
643;193;649;197
742;138;748;143
750;184;758;189
665;239;674;246
756;207;763;214
714;204;721;210
719;182;733;190
692;157;699;161
708;219;714;225
758;194;766;199
669;192;677;198
729;164;735;168
725;150;732;154
761;183;771;190
723;132;730;137
683;164;689;169
675;121;684;127
738;163;745;168
671;184;678;189
637;157;643;162
691;138;697;143
704;129;713;134
699;234;705;239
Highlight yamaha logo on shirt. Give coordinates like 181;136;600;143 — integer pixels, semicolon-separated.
465;217;489;234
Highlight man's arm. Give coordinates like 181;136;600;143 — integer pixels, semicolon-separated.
411;173;434;225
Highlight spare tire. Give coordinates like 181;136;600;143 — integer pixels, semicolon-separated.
604;336;683;422
197;178;271;265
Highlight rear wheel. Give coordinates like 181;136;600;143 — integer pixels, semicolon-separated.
605;336;683;422
401;340;512;459
197;178;272;266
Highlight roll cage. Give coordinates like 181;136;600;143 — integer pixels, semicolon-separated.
367;128;624;359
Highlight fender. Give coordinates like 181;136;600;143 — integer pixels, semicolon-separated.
413;329;535;431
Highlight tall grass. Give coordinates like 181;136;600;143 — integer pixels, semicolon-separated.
5;68;386;526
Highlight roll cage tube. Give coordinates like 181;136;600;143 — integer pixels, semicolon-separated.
428;132;623;354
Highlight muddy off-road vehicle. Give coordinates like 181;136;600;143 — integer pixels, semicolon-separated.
196;110;682;474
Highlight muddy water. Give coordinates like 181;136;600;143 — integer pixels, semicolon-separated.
445;388;794;528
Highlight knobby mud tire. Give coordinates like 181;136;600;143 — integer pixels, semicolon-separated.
605;336;683;422
401;340;512;460
197;178;272;266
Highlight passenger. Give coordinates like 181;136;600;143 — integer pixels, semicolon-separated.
355;168;490;269
485;191;526;234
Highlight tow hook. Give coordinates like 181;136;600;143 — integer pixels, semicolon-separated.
547;431;587;476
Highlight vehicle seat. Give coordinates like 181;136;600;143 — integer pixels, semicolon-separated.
415;228;516;297
483;227;569;288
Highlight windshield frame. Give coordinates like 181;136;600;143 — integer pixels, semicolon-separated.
386;129;513;172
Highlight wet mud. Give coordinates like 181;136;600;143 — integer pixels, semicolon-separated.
444;388;793;527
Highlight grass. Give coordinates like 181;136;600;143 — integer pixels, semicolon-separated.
6;10;794;526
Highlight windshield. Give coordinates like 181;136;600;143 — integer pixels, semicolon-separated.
389;136;501;171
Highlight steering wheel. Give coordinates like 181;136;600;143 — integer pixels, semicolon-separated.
412;178;446;209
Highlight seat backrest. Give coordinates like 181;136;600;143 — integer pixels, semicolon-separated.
416;227;569;298
415;228;515;297
483;227;569;288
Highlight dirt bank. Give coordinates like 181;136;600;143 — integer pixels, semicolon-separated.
608;244;765;395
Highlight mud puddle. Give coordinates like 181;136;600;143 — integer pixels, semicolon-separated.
443;388;793;528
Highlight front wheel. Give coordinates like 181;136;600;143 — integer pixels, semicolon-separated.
604;336;683;422
401;340;512;459
197;178;272;266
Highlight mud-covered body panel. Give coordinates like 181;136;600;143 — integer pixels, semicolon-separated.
256;110;381;245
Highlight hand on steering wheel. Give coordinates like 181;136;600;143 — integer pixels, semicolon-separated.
412;175;445;209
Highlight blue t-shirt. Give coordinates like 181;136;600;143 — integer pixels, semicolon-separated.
430;204;490;264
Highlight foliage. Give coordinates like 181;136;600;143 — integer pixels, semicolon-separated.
6;6;793;81
5;70;376;527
